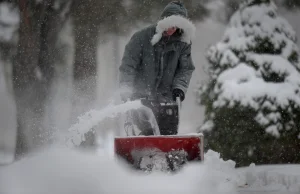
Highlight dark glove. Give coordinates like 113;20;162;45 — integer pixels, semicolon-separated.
172;89;185;101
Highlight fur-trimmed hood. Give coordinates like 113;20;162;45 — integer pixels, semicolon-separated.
151;1;196;45
151;14;196;45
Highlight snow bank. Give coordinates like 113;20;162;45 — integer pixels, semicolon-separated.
1;146;299;194
238;164;300;193
204;150;246;186
0;148;239;194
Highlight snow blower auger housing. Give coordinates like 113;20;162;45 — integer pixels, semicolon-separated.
114;97;204;172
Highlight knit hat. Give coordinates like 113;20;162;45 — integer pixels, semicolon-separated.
160;1;188;19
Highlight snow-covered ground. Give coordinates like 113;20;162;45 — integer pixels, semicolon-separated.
0;98;298;193
238;164;300;194
0;147;299;194
1;100;298;194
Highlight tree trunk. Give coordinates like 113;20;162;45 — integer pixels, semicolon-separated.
13;0;71;159
13;1;43;158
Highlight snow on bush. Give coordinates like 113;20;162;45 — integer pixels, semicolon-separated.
198;0;300;138
0;2;19;43
0;148;240;194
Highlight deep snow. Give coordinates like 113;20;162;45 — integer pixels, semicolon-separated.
0;147;299;194
0;148;239;194
0;100;299;194
238;164;300;194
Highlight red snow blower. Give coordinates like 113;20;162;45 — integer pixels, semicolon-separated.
114;97;204;171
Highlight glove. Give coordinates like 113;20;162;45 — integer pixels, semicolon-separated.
172;89;185;102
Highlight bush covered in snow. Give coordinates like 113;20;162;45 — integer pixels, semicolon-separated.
197;0;300;166
0;2;19;59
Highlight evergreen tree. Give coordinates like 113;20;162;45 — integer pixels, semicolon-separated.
282;0;300;10
224;0;300;23
198;0;300;166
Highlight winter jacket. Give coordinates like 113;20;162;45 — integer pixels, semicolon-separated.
119;1;196;102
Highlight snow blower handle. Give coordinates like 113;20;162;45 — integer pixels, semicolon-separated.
176;96;182;108
176;96;181;124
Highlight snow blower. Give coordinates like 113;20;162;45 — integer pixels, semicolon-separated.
114;97;204;171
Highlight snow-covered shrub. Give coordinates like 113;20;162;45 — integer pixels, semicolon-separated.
197;0;300;166
0;2;19;59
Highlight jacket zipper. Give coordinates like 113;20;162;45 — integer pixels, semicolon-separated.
155;40;167;90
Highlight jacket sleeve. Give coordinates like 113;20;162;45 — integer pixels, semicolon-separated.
172;43;195;94
119;32;143;99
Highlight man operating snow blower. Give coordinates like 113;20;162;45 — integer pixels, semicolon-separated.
119;1;195;136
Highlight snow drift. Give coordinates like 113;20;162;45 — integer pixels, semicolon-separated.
1;147;300;194
0;148;239;194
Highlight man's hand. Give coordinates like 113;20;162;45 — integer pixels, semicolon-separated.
172;89;185;101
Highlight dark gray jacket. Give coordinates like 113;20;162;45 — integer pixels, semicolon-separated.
119;1;195;102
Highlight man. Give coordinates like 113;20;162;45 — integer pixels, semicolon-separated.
119;1;195;135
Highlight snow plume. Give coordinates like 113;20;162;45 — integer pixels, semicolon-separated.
63;100;160;148
0;148;239;194
64;101;142;147
151;15;196;45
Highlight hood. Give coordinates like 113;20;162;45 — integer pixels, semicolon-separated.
151;1;196;45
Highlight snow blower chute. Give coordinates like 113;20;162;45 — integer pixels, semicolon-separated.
114;97;204;171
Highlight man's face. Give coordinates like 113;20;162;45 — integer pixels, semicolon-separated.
164;27;177;36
